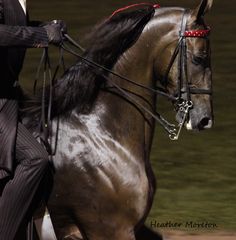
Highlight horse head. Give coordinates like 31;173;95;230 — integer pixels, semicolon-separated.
153;0;214;131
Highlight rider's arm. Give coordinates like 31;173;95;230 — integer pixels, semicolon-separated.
0;21;65;48
0;24;49;47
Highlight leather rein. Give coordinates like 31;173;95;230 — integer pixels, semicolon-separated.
37;8;212;151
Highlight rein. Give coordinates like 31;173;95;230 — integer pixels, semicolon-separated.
34;48;65;156
61;40;176;101
60;40;177;137
37;4;212;145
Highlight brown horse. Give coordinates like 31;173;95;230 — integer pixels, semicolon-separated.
25;0;214;239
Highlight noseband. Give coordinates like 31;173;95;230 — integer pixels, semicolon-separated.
164;10;212;140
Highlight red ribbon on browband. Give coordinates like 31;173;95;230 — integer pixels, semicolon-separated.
184;29;210;37
109;3;160;19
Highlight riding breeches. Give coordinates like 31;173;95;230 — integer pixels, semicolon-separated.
0;122;52;240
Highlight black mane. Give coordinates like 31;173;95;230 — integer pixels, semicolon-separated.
23;6;155;119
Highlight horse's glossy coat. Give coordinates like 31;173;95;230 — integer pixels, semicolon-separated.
26;1;214;239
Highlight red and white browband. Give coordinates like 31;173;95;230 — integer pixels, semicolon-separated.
184;29;210;38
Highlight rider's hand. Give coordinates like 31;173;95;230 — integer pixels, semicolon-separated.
43;20;67;46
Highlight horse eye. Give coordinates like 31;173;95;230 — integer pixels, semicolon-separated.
192;55;206;66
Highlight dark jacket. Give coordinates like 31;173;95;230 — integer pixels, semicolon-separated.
0;0;49;179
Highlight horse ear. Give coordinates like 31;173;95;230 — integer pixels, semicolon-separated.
190;0;213;23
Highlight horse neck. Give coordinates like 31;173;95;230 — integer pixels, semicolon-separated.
98;28;159;157
98;9;183;154
109;28;157;110
108;8;183;100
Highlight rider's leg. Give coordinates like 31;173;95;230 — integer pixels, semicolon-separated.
0;122;51;240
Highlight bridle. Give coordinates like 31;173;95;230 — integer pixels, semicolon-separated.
37;5;212;146
162;9;212;140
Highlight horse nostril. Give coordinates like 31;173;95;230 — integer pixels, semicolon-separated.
200;117;209;126
199;117;212;129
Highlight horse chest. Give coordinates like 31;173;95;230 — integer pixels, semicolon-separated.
50;114;150;219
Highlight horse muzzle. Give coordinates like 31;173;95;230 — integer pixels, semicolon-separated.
175;101;213;131
186;117;213;130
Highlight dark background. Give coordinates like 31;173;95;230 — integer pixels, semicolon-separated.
21;0;236;232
